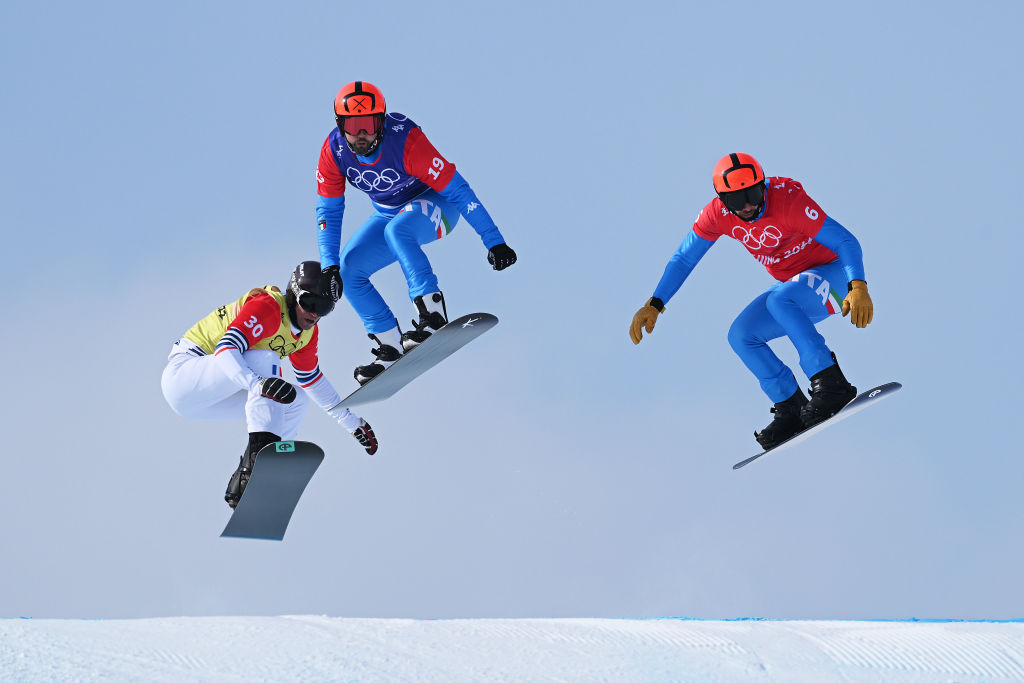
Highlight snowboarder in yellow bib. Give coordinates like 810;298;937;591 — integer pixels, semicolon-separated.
161;261;378;508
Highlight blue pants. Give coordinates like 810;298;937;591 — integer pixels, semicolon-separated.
339;190;459;334
727;260;847;403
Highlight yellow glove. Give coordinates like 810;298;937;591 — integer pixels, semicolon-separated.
841;280;873;328
630;297;664;344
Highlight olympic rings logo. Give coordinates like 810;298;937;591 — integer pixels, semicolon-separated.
731;224;782;251
347;167;402;192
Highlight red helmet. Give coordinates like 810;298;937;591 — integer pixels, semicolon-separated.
712;153;765;193
713;153;767;218
334;81;387;155
334;81;386;117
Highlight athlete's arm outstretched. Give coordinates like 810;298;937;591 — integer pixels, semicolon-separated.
289;329;377;452
652;230;716;305
812;216;865;284
315;137;348;269
813;216;873;327
630;229;715;344
403;128;514;268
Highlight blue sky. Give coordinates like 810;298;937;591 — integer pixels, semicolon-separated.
2;1;1022;619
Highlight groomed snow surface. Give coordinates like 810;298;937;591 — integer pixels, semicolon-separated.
2;617;1022;682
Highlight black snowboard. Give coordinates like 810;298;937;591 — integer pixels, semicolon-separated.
733;381;902;470
221;441;324;540
330;312;499;410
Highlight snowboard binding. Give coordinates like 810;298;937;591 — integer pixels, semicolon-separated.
800;354;857;429
755;389;809;450
400;292;448;352
355;332;404;386
225;431;279;508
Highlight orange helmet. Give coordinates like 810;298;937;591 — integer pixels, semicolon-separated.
334;81;386;117
712;153;765;193
334;81;387;155
713;153;767;218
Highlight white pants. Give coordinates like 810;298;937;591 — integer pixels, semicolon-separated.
161;341;307;439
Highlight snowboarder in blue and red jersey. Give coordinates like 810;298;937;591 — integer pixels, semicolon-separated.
315;81;517;384
629;153;875;449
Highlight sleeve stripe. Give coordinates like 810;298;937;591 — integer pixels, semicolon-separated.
294;365;323;388
215;327;250;354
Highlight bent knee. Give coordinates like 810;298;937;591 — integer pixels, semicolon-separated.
339;248;378;284
727;317;754;351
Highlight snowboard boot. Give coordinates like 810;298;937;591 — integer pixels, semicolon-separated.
754;388;810;450
225;431;280;509
400;292;447;352
354;327;403;385
800;353;857;429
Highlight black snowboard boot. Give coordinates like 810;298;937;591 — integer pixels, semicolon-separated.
400;291;447;352
355;328;403;385
225;431;280;509
800;353;857;429
755;388;810;450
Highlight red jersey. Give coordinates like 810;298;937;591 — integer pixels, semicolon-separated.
693;177;837;281
201;289;324;388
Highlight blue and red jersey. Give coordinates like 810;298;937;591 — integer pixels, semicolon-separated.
316;112;504;267
653;177;866;304
317;112;455;208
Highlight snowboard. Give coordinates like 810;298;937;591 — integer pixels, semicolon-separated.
329;312;499;410
221;441;324;540
733;381;902;470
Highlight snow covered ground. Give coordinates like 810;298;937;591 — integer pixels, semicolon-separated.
2;616;1022;682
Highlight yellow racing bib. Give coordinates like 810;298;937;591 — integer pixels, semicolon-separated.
184;286;313;358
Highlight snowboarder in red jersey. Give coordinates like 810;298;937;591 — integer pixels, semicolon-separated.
630;154;874;449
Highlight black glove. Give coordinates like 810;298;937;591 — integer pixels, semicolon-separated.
487;243;517;271
352;418;378;455
320;265;343;302
258;377;297;404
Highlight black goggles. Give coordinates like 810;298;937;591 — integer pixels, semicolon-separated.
718;183;766;212
297;290;335;316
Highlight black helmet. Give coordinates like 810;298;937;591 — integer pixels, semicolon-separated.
287;261;335;317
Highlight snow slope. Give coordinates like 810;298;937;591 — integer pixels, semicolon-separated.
2;617;1022;682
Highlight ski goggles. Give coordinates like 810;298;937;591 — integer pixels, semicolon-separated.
296;289;335;316
718;183;766;212
339;114;382;137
